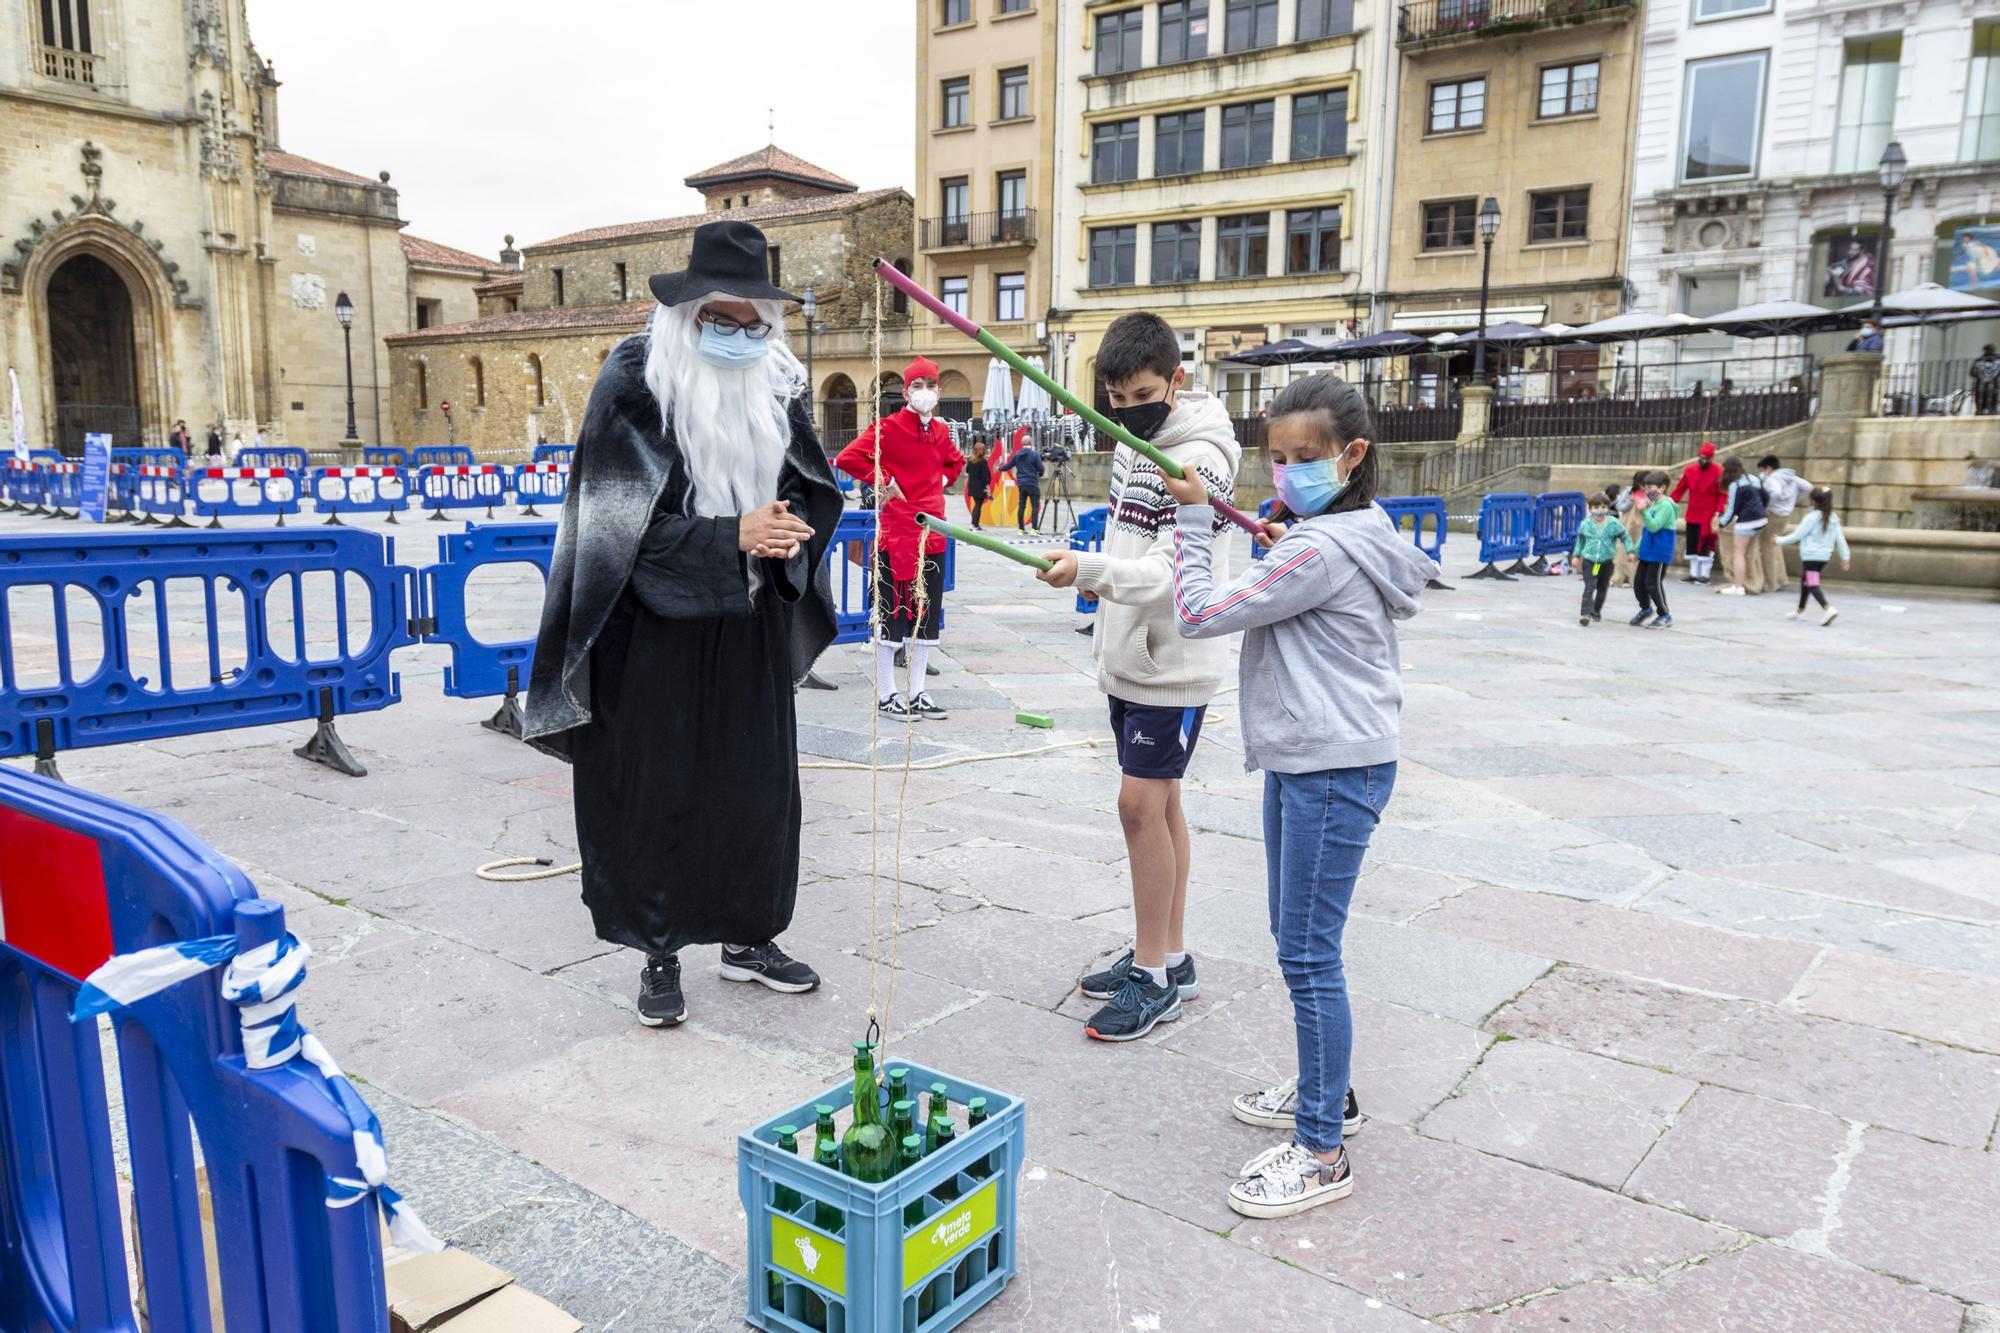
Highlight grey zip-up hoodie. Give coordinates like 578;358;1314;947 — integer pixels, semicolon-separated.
1171;501;1437;773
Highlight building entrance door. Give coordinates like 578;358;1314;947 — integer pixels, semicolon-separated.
45;252;142;454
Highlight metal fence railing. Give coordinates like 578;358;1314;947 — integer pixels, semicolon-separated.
1878;357;1996;417
919;209;1039;250
1396;0;1633;43
1413;428;1783;498
1491;384;1814;439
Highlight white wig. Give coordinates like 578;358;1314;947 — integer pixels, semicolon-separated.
643;294;807;518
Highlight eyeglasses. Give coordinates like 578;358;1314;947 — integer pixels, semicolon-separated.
698;311;774;340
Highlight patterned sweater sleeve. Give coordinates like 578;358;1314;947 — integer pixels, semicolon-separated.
1072;443;1235;607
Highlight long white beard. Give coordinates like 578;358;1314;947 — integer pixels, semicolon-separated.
643;298;805;518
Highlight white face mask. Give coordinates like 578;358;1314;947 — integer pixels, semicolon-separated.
907;387;939;416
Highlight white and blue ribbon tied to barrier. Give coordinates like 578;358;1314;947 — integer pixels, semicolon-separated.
72;931;444;1253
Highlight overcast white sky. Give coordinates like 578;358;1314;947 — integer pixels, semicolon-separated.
245;1;916;260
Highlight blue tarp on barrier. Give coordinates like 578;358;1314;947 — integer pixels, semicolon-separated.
0;768;394;1331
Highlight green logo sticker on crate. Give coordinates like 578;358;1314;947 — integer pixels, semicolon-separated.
903;1178;999;1287
771;1213;846;1298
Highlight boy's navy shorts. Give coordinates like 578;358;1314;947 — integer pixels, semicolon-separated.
1108;695;1206;780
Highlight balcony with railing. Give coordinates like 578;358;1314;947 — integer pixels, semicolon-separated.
39;44;99;83
919;209;1038;251
1396;0;1632;49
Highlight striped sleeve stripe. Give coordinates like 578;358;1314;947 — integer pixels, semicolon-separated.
1174;531;1320;626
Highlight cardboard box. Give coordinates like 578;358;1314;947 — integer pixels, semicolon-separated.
128;1165;225;1329
384;1248;512;1332
434;1283;584;1333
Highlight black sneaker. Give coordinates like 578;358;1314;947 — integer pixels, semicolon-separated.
1079;951;1200;1000
1083;970;1181;1042
1629;609;1654;626
638;953;686;1027
909;691;949;719
879;693;915;719
720;941;820;994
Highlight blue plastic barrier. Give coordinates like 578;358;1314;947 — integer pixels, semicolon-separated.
1379;495;1452;589
39;456;83;519
512;462;569;517
1249;498;1281;562
1068;505;1109;609
531;443;574;466
419;521;557;737
0;527;413;778
1;457;30;510
311;466;411;525
108;448;147;520
409;446;474;470
827;508;876;644
0;769;395;1331
1469;492;1535;580
415;464;510;520
187;465;302;527
238;446;311;475
1528;490;1587;573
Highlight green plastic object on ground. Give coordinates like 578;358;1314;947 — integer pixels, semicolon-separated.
1014;712;1054;729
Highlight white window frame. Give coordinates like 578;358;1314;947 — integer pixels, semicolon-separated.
1679;51;1768;185
1691;0;1772;24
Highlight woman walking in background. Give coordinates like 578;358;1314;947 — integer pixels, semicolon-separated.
1776;486;1851;626
965;440;992;529
1714;456;1768;597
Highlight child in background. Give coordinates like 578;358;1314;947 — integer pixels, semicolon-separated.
1163;374;1437;1219
1033;311;1242;1043
1775;485;1851;626
1612;469;1647;588
1572;491;1632;625
1713;455;1768;596
1633;471;1682;629
965;441;992;529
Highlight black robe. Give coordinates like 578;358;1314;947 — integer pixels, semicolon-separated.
523;335;842;954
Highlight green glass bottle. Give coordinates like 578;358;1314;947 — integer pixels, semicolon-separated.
887;1066;911;1109
891;1098;918;1152
930;1120;960;1203
840;1041;896;1183
899;1135;927;1227
924;1082;951;1153
813;1141;844;1234
965;1097;991;1180
813;1103;838;1161
768;1126;801;1316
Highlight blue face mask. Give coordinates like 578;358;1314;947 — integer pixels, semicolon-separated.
1271;451;1355;516
696;322;772;368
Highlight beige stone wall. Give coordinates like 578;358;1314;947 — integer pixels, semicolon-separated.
1837;418;2000;530
390;325;637;456
1386;13;1639;323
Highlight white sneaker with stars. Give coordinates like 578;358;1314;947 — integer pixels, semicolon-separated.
1227;1142;1353;1219
1229;1077;1364;1136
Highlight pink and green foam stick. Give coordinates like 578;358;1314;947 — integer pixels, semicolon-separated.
917;513;1054;571
870;258;1269;537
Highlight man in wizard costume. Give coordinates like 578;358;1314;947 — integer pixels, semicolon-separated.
524;220;844;1028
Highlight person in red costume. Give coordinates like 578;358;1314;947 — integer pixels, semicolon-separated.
1671;441;1726;584
835;357;964;719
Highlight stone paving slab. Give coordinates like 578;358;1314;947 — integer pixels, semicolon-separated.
1622;1086;1853;1241
1492;967;2000;1149
1417;1038;1696;1189
1797;947;2000;1053
1830;1127;2000;1304
1459;1241;1966;1333
1715;859;2000;923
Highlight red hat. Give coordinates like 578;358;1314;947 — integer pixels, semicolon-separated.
904;357;941;384
1698;441;1716;457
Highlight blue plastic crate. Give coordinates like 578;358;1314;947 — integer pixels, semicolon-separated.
738;1060;1026;1333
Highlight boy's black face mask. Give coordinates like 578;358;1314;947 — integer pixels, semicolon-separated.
1110;398;1173;442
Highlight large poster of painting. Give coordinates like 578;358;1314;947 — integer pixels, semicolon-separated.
1948;226;2000;293
1821;233;1879;302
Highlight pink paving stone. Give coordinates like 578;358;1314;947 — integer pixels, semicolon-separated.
1830;1127;2000;1304
1417;1038;1696;1189
1231;1125;1732;1317
1716;860;2000;923
1623;1086;1851;1239
1460;1241;1965;1333
1419;885;1817;1002
1800;948;2000;1054
1490;967;2000;1148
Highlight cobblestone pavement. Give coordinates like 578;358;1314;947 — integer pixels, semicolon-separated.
6;506;1999;1331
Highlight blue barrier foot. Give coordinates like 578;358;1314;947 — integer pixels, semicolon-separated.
385;510;399;525
204;515;223;530
1503;560;1534;576
323;511;343;526
428;507;447;522
31;720;62;783
521;504;541;518
481;669;528;740
1467;564;1517;581
1075;623;1095;636
1427;577;1453;591
294;687;367;777
165;515;191;528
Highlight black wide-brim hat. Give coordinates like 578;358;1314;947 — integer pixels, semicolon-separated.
648;219;800;307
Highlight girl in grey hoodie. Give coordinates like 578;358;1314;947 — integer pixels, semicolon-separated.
1163;374;1438;1221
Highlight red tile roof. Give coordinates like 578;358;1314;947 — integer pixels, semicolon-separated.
385;299;653;344
685;145;857;192
400;233;506;274
527;186;905;251
265;149;379;187
474;272;526;295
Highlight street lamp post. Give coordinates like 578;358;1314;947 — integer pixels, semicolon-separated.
334;291;359;442
1473;196;1501;386
1871;141;1907;331
800;285;818;429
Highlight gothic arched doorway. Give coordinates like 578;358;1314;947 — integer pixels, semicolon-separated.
46;253;141;454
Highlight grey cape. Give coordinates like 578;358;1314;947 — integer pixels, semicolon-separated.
522;334;842;953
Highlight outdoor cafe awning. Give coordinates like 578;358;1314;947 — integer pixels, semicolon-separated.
1391;305;1547;333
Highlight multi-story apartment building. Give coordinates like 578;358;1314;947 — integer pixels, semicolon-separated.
1048;0;1379;416
1378;0;1642;400
385;148;912;455
914;0;1061;415
1627;0;2000;386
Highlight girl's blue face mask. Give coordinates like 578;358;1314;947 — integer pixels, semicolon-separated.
696;322;772;368
1271;447;1359;516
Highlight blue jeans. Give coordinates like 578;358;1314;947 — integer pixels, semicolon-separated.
1262;762;1396;1152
